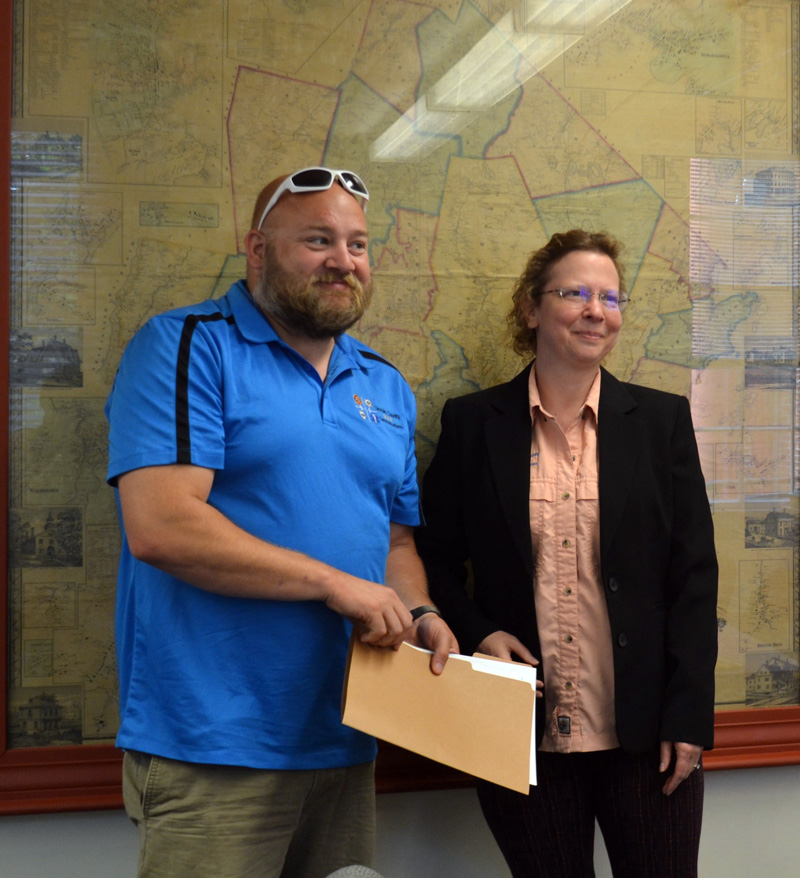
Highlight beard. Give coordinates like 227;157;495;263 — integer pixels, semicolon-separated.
251;243;373;340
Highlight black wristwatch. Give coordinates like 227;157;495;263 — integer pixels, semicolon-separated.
410;605;442;622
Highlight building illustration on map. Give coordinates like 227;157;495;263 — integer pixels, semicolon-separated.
745;654;800;707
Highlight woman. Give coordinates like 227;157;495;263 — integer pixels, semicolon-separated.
416;230;718;877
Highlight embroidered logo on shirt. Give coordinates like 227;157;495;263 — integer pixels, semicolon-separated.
353;394;404;429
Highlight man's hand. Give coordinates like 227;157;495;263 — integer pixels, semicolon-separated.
383;522;458;673
405;612;459;675
660;740;703;795
476;630;544;696
323;575;413;648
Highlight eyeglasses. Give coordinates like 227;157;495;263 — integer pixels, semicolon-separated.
256;167;369;229
543;287;629;312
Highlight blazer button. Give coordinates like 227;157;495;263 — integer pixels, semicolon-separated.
608;578;620;593
617;632;628;647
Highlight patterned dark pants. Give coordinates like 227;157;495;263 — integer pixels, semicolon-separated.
476;748;704;878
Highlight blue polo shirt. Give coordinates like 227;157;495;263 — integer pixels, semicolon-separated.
106;280;420;769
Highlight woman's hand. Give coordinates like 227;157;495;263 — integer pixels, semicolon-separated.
475;631;544;696
659;740;703;795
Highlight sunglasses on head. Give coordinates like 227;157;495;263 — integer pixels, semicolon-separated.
256;167;370;229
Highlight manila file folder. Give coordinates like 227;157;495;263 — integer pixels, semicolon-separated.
342;637;535;794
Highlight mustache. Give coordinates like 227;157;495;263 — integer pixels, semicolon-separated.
314;271;361;290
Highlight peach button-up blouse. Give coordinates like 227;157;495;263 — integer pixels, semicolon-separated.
528;367;619;753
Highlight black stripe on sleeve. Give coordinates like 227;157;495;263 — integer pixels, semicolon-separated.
357;349;399;371
175;312;235;464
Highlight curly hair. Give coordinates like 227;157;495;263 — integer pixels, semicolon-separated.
507;229;626;358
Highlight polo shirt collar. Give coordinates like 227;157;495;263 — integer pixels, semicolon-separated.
227;280;280;343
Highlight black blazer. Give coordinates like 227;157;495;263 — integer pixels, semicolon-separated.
416;364;718;752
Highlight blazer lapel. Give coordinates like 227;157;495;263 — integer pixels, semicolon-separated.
598;368;641;557
483;366;535;577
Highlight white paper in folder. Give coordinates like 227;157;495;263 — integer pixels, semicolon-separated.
449;649;537;786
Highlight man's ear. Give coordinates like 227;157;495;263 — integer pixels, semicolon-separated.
244;228;266;269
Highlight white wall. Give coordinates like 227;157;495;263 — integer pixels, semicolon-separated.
0;764;798;877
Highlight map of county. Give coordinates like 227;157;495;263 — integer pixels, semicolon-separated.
10;0;800;744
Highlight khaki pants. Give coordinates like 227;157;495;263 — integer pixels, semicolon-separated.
122;751;376;878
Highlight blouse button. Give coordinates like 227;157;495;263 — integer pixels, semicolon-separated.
565;681;574;690
564;587;572;595
562;539;571;548
564;635;573;643
562;492;570;500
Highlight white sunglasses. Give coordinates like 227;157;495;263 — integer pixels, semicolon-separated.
256;167;369;229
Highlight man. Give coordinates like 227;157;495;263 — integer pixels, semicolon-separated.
106;167;458;878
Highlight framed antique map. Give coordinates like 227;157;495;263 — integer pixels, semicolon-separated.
2;0;800;813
